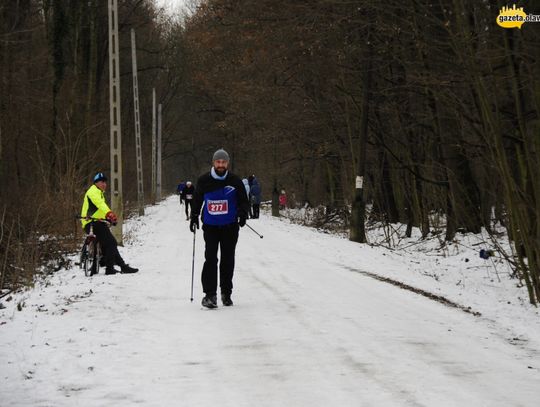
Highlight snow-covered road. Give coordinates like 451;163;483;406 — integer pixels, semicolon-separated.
1;197;539;406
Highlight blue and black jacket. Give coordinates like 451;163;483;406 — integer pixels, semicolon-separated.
192;171;249;226
250;178;262;204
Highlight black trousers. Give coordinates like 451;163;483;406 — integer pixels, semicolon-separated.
85;222;125;269
185;199;193;218
201;223;239;296
252;204;260;219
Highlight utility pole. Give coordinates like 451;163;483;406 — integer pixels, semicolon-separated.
151;88;156;204
108;0;123;244
131;29;144;216
156;103;162;201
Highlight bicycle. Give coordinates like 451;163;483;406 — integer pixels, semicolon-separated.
77;217;111;277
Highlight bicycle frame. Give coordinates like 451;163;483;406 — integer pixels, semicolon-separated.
78;217;110;277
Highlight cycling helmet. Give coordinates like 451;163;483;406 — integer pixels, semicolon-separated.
93;172;108;183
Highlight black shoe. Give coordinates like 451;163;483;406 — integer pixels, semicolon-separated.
121;264;139;274
221;293;233;306
105;267;119;275
99;258;106;268
202;295;218;309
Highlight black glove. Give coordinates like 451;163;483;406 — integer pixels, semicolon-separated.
238;214;246;227
190;216;199;233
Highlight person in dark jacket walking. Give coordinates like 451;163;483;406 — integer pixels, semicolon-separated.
190;149;250;308
248;175;262;219
176;181;186;195
180;181;195;220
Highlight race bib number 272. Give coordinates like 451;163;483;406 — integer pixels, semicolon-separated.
207;200;228;215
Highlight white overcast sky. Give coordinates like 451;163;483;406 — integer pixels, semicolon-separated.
154;0;195;13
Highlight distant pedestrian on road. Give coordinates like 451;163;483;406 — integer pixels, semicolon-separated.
248;175;262;219
279;189;287;209
177;181;186;205
181;181;195;220
242;178;251;217
190;149;250;308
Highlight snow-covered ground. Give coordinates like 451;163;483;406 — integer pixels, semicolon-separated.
1;196;539;406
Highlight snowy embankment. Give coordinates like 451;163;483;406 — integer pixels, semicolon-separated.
1;196;539;406
281;206;540;341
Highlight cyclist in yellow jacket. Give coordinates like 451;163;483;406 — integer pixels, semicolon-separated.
81;172;138;275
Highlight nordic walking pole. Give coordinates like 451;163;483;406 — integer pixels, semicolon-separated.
246;223;264;239
190;229;196;302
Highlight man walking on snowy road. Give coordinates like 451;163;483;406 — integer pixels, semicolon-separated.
180;181;195;220
190;149;249;308
248;175;262;219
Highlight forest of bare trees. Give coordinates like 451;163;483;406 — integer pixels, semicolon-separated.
1;0;539;304
0;0;184;292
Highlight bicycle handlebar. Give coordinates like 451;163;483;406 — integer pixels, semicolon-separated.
74;215;113;225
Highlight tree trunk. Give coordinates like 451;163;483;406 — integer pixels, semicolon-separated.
349;38;372;243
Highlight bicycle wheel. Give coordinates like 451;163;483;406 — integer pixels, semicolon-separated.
85;238;98;277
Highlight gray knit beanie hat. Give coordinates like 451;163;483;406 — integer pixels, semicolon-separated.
212;148;230;162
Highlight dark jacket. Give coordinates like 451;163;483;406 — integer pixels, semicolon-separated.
192;171;249;226
180;185;195;202
250;178;262;205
